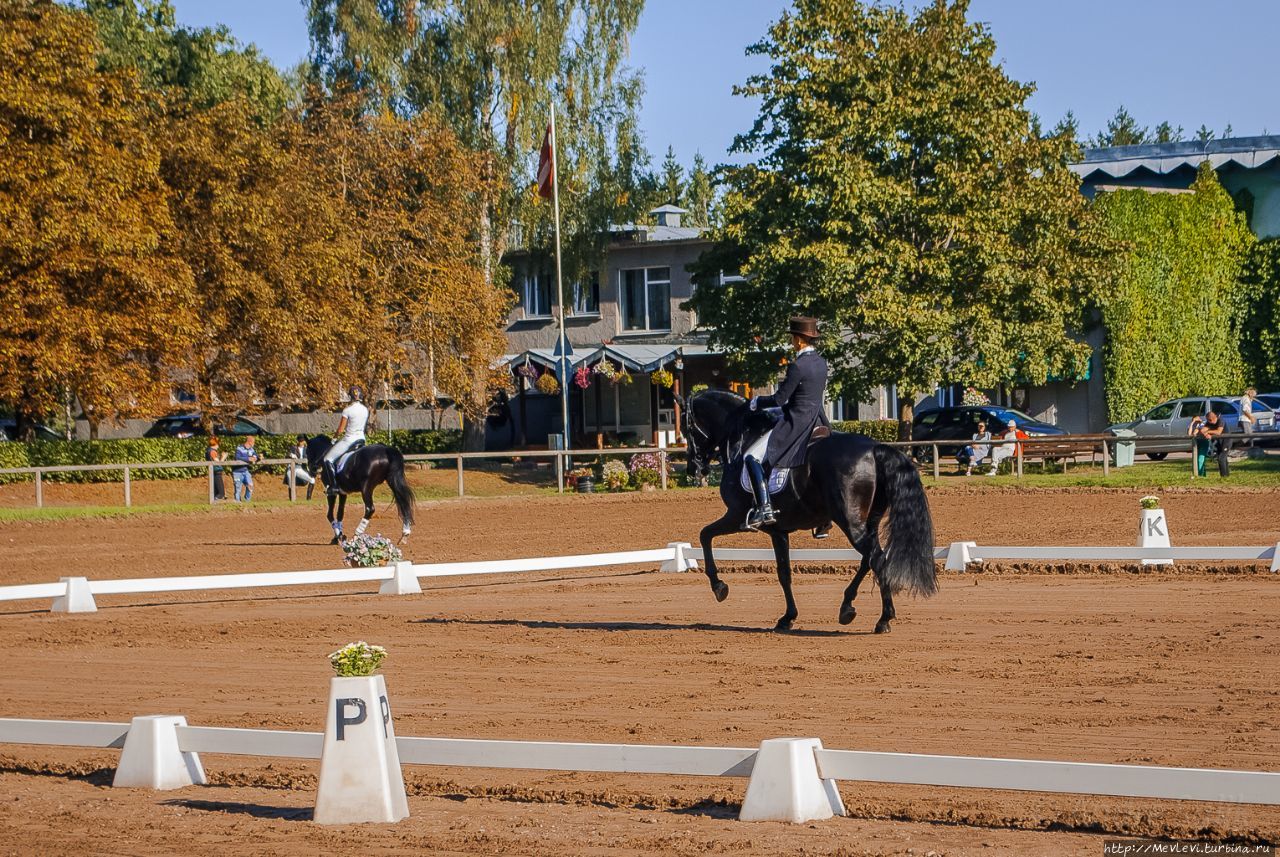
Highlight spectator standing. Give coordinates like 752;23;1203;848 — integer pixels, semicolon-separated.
285;434;317;499
1239;388;1257;451
232;436;260;501
206;437;226;501
1189;411;1228;477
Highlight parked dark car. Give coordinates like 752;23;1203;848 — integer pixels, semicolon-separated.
0;419;64;441
911;406;1065;460
142;414;275;438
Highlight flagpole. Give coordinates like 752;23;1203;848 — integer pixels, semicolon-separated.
549;103;570;480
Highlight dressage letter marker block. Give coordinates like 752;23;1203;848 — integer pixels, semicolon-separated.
313;674;409;825
52;576;96;613
739;738;845;823
1138;509;1172;566
113;715;205;790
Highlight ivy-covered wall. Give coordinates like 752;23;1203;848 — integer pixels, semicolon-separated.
1239;238;1280;391
1093;164;1254;423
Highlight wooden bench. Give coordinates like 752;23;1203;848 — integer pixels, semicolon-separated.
1016;434;1117;473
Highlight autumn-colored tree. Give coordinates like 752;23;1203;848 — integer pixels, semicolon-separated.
0;0;194;437
689;0;1117;434
300;94;510;420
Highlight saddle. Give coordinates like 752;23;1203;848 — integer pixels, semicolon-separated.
333;439;366;474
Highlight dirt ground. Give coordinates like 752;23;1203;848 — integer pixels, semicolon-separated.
0;488;1278;855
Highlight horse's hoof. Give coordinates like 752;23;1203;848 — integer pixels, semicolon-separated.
713;581;729;602
774;618;794;632
874;621;891;634
329;535;340;545
838;605;856;625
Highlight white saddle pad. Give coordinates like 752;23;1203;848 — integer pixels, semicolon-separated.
335;449;358;474
740;465;790;496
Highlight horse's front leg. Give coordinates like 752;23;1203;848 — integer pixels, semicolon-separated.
355;488;375;536
327;495;342;544
699;512;739;603
770;530;797;632
335;494;348;544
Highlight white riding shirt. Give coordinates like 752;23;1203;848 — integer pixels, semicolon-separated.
341;402;369;441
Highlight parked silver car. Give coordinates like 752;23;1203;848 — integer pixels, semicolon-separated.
1108;396;1276;459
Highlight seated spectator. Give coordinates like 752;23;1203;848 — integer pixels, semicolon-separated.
958;420;992;476
987;419;1026;475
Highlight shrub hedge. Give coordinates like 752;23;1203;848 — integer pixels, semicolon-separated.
0;430;462;484
831;419;900;442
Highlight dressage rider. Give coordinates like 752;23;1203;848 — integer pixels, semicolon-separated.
743;316;830;530
322;385;370;496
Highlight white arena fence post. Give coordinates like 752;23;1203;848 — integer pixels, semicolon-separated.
739;738;845;823
112;715;205;790
944;542;978;572
1138;506;1173;567
378;561;422;596
314;674;409;825
660;542;697;573
51;577;97;613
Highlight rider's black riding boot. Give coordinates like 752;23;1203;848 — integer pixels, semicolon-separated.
744;455;776;530
322;460;338;496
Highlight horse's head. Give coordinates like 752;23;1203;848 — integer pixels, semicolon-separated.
683;390;745;481
305;435;332;471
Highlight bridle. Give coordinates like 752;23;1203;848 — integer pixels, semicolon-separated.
682;402;717;476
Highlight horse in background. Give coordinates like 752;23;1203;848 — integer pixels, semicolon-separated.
304;436;415;544
683;390;937;633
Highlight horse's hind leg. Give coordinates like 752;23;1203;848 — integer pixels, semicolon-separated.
770;531;798;632
699;512;739;603
875;583;896;634
356;487;375;536
837;515;879;626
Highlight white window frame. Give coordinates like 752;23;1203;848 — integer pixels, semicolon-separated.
619;266;672;333
570;272;600;317
522;272;553;319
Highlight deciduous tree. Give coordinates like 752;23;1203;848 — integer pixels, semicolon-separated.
689;0;1116;434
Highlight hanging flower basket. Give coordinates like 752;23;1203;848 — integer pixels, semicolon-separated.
650;368;674;389
574;365;592;389
593;360;618;381
516;362;538;380
614;369;633;386
536;372;560;395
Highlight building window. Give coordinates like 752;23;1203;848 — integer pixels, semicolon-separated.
522;272;553;319
620;266;671;331
571;272;599;316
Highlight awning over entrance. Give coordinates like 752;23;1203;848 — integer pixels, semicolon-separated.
504;343;709;375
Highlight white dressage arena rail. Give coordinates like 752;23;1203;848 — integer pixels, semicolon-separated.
2;541;1277;613
1;716;1277;807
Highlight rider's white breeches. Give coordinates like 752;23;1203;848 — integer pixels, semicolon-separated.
324;437;359;464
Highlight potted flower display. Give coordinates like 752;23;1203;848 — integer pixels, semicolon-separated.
569;466;595;493
629;451;670;491
329;640;388;677
601;459;630;491
1139;495;1160;510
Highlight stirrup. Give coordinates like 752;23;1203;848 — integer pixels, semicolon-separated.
813;522;833;539
745;505;777;531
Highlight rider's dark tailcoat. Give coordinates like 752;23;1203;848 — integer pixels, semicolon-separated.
757;348;830;469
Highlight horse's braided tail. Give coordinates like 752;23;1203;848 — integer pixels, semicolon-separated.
872;443;937;597
386;448;415;530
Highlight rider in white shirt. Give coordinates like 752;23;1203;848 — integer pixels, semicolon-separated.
322;386;370;495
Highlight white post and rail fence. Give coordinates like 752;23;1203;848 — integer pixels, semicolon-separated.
0;432;1260;509
0;541;1275;615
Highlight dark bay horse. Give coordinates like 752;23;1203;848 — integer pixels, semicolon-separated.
684;390;936;633
305;436;415;544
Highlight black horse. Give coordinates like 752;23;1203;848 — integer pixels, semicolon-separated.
305;436;415;544
683;390;936;633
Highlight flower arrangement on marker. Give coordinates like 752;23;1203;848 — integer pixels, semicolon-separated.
961;386;990;407
329;641;387;677
1139;495;1160;510
535;372;560;395
342;533;403;568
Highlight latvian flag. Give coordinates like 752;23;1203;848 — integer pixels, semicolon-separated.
536;124;554;199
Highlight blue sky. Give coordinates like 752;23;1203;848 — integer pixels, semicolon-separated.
171;0;1280;167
